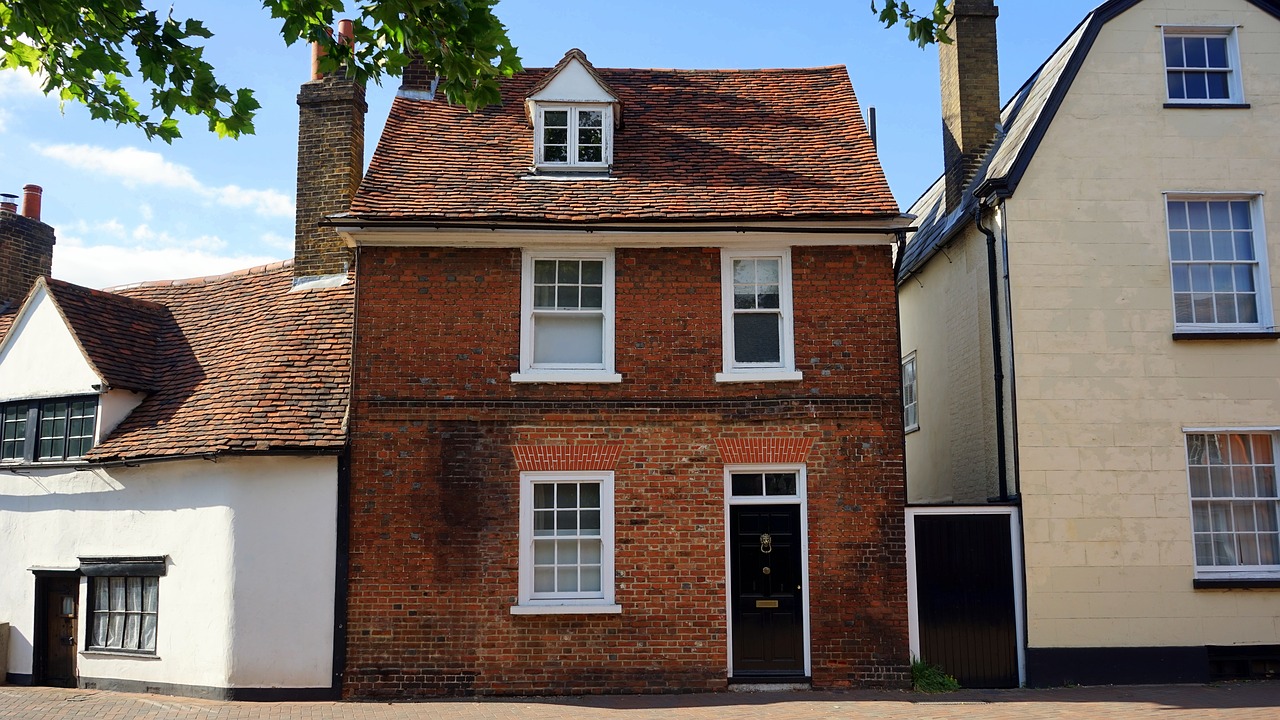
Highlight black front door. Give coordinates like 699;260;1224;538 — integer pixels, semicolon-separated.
729;504;804;678
34;574;79;687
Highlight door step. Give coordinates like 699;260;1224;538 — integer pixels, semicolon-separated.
727;679;811;692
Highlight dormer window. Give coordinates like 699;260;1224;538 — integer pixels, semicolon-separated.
1;396;98;462
536;105;612;169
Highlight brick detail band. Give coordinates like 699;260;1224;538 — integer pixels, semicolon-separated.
512;444;623;471
714;437;815;464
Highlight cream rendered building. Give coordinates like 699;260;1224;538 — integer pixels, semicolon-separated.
900;0;1280;687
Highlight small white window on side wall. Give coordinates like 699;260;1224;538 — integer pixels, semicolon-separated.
716;249;802;383
1162;27;1243;104
512;250;620;384
902;353;918;433
513;471;620;614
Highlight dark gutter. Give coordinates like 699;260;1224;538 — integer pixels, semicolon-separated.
324;218;914;236
975;206;1010;502
78;447;344;469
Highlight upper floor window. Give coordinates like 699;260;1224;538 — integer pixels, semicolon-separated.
1185;432;1279;579
717;249;801;383
902;353;919;433
535;105;612;169
1164;27;1242;104
1;396;98;462
513;250;619;383
1166;196;1272;332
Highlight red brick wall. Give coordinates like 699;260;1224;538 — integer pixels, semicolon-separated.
346;244;908;696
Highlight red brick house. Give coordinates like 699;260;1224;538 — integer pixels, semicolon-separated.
334;49;913;696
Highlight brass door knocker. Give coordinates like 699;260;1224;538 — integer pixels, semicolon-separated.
759;533;773;554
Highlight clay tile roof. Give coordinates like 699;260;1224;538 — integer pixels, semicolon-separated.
44;278;172;392
74;262;353;462
350;63;898;223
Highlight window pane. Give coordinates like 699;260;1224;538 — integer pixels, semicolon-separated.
1190;466;1211;497
532;314;604;365
533;286;555;308
126;577;142;611
580;261;603;284
533;483;555;510
579;483;600;508
765;473;797;496
580;566;602;593
556;482;577;509
544;110;568;126
1189;232;1212;261
543;128;567;145
124;612;141;650
533;260;556;283
578;145;603;163
1206;37;1228;68
581;540;602;564
543;145;568;163
1186;38;1207;67
143;577;159;612
141;614;158;652
556;285;580;308
1188;202;1210;229
108;613;124;648
556;510;577;534
577;110;603;128
556;567;578;592
1206;72;1229;99
1169;232;1191;261
734;313;782;364
733;259;755;284
533;510;555;536
731;473;763;496
556;540;578;564
757;285;780;309
1167;72;1185;99
580;510;601;534
1231;201;1252;229
534;539;554;563
557;261;580;284
534;567;554;592
1165;37;1185;67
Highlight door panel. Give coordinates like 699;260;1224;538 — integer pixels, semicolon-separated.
35;575;78;687
914;513;1018;688
730;504;804;676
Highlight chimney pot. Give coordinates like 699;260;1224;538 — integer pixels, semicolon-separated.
337;19;354;46
0;194;16;214
21;184;42;221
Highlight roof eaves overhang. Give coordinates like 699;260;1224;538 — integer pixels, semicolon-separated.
331;214;915;249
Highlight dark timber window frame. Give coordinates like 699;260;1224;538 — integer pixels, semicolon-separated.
0;395;99;463
80;556;166;656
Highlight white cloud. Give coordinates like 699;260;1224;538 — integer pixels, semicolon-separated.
258;231;294;252
34;143;294;218
54;232;281;289
0;69;47;99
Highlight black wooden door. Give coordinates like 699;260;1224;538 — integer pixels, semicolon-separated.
730;504;804;678
915;513;1018;688
34;575;78;687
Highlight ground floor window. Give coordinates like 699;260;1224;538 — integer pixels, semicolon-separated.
516;471;616;610
1186;432;1280;576
88;576;159;653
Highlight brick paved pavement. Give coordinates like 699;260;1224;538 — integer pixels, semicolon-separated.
0;683;1277;720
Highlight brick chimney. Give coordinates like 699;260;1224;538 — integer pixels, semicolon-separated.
0;184;55;308
939;0;1000;214
294;19;366;279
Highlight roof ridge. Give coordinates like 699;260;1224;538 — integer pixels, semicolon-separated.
45;277;170;314
104;259;294;291
522;64;848;74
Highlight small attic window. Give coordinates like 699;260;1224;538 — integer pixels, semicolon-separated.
536;104;612;170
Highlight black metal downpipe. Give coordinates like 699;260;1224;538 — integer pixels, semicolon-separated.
975;206;1010;502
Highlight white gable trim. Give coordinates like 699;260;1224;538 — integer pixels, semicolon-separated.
528;57;617;104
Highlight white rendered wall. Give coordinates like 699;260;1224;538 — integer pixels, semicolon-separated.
99;389;146;438
528;58;615;102
0;454;337;690
0;287;100;401
1007;0;1280;650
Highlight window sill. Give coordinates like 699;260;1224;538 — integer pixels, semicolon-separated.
905;424;920;435
1164;102;1250;109
715;370;803;384
510;371;622;384
1;459;92;470
1172;331;1280;341
1194;577;1280;589
510;603;622;615
82;649;160;660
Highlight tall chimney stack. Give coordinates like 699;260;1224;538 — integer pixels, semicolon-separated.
939;0;1001;214
295;19;366;280
0;184;55;307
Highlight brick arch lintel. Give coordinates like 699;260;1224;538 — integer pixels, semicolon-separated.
714;437;816;465
512;444;623;472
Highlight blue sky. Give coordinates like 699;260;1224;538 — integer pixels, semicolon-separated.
0;0;1101;288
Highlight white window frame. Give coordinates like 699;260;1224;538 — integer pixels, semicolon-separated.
716;249;801;383
511;249;620;384
1164;193;1273;334
512;470;620;614
902;352;919;433
534;104;613;170
1161;26;1244;104
1182;429;1280;580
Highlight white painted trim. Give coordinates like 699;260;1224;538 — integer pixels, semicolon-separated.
904;505;1025;687
720;249;796;378
1182;425;1280;433
902;352;919;434
518;250;616;378
714;371;803;384
1181;431;1280;578
1161;25;1245;104
534;104;613;170
722;464;810;679
510;371;622;384
338;225;909;249
516;470;616;610
509;603;622;615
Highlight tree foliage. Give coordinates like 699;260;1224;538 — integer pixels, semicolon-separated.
872;0;953;48
0;0;520;143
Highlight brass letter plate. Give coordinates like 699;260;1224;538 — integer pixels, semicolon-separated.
755;599;779;609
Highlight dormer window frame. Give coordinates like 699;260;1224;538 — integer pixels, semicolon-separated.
1;394;100;464
534;103;614;171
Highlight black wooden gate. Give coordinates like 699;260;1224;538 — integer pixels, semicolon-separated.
914;512;1018;688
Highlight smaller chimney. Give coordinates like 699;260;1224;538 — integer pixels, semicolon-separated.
939;0;1001;214
0;183;56;307
296;19;366;280
21;184;42;221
